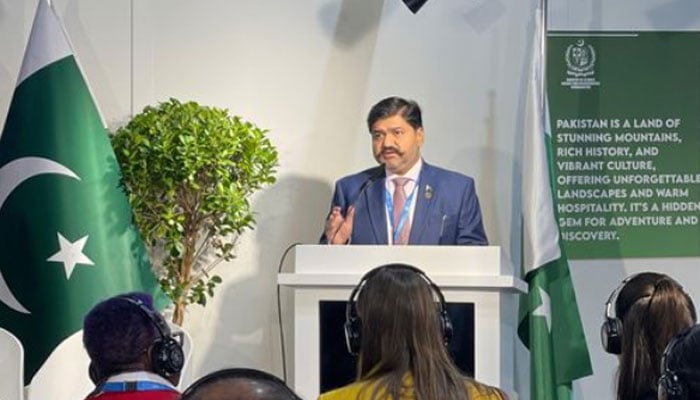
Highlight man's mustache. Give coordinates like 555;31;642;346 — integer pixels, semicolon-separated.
380;147;401;155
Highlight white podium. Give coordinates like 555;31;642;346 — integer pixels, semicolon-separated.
277;245;526;400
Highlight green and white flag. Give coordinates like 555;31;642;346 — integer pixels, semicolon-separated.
517;5;593;400
0;0;161;383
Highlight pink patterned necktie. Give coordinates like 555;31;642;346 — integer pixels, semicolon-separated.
392;177;411;245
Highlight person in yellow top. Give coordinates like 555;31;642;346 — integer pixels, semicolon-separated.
318;263;507;400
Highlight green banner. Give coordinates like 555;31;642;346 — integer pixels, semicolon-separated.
547;32;700;259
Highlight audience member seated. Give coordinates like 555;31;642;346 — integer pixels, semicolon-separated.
658;324;700;400
319;263;507;400
601;272;696;400
83;292;184;400
181;368;302;400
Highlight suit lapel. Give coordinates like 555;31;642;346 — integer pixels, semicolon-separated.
409;163;437;244
365;173;388;244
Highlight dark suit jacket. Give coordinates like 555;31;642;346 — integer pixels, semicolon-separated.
320;162;488;245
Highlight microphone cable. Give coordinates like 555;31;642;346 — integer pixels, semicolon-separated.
276;242;301;383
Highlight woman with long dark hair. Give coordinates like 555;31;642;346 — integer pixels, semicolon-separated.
319;263;506;400
602;272;696;400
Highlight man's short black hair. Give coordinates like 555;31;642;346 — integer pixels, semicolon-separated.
83;292;158;375
367;96;423;131
181;368;302;400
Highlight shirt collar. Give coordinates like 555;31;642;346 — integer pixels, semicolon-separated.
104;371;176;389
385;158;422;183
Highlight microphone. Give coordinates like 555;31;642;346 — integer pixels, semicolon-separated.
335;166;383;245
323;166;384;245
351;165;385;210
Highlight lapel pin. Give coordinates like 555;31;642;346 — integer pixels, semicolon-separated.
425;185;433;200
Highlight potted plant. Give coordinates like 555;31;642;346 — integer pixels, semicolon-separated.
111;98;278;324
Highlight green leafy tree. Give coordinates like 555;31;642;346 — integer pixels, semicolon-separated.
111;99;278;324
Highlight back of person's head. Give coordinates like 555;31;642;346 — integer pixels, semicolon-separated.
605;272;696;400
347;263;467;400
659;325;700;400
366;97;422;131
180;368;302;400
83;292;184;384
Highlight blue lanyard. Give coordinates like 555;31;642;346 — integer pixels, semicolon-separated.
100;381;174;393
385;180;417;244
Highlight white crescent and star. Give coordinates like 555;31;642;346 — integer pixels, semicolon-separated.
0;157;85;314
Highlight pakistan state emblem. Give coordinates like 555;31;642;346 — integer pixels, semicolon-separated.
566;39;596;76
562;39;600;90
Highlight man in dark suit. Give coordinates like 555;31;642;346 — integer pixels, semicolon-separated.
321;96;488;245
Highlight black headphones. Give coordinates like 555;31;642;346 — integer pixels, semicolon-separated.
601;274;696;355
89;296;185;382
181;368;302;400
344;263;453;355
600;275;637;355
658;326;695;400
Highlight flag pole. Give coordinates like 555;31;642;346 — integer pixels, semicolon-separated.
540;0;547;108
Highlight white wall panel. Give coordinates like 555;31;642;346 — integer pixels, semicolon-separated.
2;1;698;399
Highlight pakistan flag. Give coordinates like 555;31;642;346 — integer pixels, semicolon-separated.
0;0;161;383
518;6;592;399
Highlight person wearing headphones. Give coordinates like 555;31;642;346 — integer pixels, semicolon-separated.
658;324;700;400
600;272;696;400
180;368;302;400
82;292;185;400
319;263;507;400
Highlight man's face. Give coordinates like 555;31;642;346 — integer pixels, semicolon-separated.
370;114;424;175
